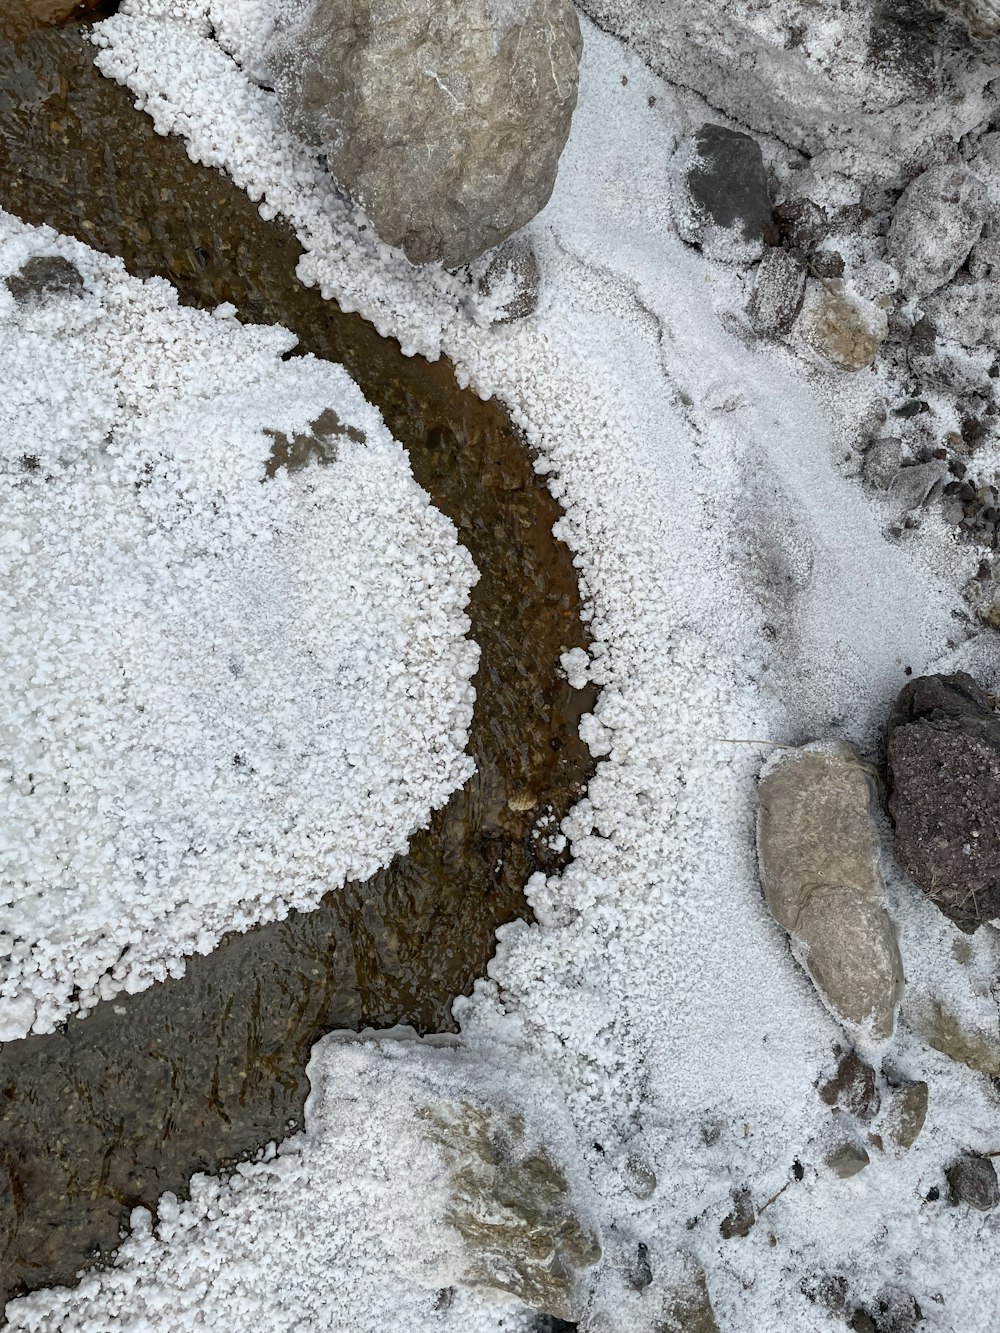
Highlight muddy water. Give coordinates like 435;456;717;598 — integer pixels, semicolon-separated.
0;23;597;1310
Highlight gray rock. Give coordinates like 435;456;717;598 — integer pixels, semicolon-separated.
946;1153;1000;1210
882;1078;928;1153
887;458;949;516
476;235;540;324
747;246;807;337
826;1141;870;1178
757;742;903;1039
677;123;773;264
797;279;888;371
863;437;903;490
923;277;1000;347
887;672;1000;932
887;164;986;297
265;0;582;268
6;255;83;305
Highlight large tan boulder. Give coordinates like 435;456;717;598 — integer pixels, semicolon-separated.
264;0;582;267
757;742;904;1039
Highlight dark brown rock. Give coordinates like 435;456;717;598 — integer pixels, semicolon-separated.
6;254;83;304
887;672;1000;932
819;1050;880;1122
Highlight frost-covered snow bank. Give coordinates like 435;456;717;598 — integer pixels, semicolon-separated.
10;3;1000;1331
6;1031;592;1333
0;213;478;1041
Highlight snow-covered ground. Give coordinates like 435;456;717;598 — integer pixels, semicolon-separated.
6;3;1000;1331
0;213;478;1040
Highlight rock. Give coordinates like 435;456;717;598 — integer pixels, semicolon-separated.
826;1142;870;1178
6;254;83;305
905;994;1000;1075
887;164;986;298
887;459;949;516
943;0;1000;37
922;277;1000;348
967;227;1000;279
757;741;903;1039
797;279;888;371
882;1078;928;1153
946;1153;1000;1210
863;437;903;490
627;1241;654;1291
476;235;540;324
719;1186;755;1239
819;1050;880;1122
887;672;1000;931
676;123;773;264
747;246;807;336
265;0;582;268
428;1101;602;1317
657;1264;720;1333
621;1149;658;1200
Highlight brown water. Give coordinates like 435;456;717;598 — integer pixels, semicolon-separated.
0;22;596;1311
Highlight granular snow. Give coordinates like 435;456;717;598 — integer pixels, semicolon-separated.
6;5;1000;1331
0;212;478;1041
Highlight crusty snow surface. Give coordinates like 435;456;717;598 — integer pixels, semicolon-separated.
0;214;478;1041
6;4;1000;1332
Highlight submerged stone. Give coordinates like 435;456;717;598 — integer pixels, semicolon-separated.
757;741;903;1039
265;0;582;268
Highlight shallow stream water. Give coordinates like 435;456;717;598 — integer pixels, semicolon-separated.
0;17;596;1310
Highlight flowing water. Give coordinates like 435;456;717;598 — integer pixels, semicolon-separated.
0;18;596;1310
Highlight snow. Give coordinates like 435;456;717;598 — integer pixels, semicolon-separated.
6;2;1000;1331
0;213;478;1040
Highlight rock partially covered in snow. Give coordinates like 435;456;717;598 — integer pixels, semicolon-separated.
797;279;888;371
947;1153;1000;1210
887;672;1000;932
757;742;903;1040
923;276;1000;347
676;123;773;265
882;1077;929;1154
474;235;540;325
887;164;986;298
265;0;582;268
942;0;1000;37
747;246;806;336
